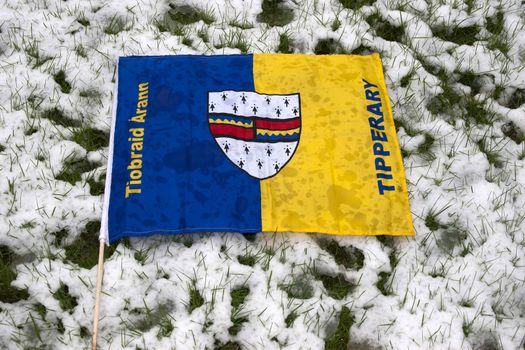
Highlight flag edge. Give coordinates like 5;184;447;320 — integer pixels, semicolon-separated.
99;57;120;245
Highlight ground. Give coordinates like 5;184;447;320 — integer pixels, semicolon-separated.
0;0;524;349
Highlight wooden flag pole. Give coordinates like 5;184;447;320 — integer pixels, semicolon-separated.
92;240;105;350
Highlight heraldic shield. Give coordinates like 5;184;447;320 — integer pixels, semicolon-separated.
208;91;301;180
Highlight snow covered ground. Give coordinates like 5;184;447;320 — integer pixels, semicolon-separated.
0;0;525;349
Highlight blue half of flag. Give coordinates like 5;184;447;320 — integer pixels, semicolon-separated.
101;55;261;243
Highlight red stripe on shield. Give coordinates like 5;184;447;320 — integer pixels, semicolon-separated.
209;124;254;140
255;117;301;130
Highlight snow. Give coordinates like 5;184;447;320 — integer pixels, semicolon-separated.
0;0;524;349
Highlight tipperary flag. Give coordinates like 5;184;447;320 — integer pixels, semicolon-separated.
100;54;414;243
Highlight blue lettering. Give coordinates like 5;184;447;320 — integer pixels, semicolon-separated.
367;102;383;116
364;78;395;195
378;180;395;195
368;116;385;130
362;78;377;89
375;157;391;172
373;142;390;157
365;89;381;101
371;129;388;141
377;173;393;180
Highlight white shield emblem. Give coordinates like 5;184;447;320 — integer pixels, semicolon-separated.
208;90;301;180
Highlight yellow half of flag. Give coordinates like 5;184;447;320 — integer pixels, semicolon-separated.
254;53;414;236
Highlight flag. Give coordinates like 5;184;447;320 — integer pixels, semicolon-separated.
100;54;414;243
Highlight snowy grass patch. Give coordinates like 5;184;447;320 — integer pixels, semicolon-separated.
0;0;524;349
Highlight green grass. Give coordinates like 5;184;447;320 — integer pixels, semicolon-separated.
87;176;105;196
486;11;504;35
376;271;393;295
427;73;497;126
55;158;98;185
166;4;214;25
256;0;294;27
388;249;399;270
331;18;341;31
228;315;248;336
417;55;447;79
74;44;88;58
339;0;376;10
501;121;524;144
487;35;510;56
76;15;90;27
315;272;355;300
79;88;101;99
237;254;256;267
280;275;314;299
231;286;249;308
325;306;353;350
0;245;29;303
492;84;505;100
477;139;502;168
376;235;394;247
72;127;109;152
465;0;475;14
506;89;525;109
25;40;53;69
51;228;68;246
20;221;35;230
319;240;364;270
229;19;254;30
216;341;242;350
351;45;375;55
366;12;404;42
437;226;468;255
53;70;72;94
416;133;436;161
156;5;214;36
285;311;298;327
182;36;193;47
229;286;250;335
215;31;250;53
157;317;174;338
40;107;81;128
427;82;462;116
24;122;38;136
104;16;128;35
432;25;479;45
400;70;415;88
132;303;174;338
463;97;495;125
134;248;150;265
52;283;78;312
79;326;89;338
188;284;204;313
394;118;419;137
376;246;399;296
197;27;209;43
425;210;444;231
64;221;117;269
277;33;293;53
314;38;347;55
486;11;507;54
156;16;184;36
29;312;44;344
56;318;65;334
457;70;479;93
34;303;47;320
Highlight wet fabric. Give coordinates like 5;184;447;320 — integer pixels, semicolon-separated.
101;54;414;243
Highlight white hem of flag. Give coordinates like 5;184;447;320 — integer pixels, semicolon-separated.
99;58;120;245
